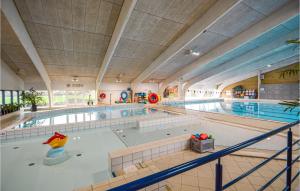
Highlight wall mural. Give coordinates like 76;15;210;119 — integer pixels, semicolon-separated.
163;86;178;98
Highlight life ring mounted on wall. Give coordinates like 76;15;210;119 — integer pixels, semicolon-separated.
99;93;106;99
120;91;128;101
148;93;159;104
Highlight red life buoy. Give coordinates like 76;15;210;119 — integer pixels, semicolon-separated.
99;93;106;99
148;93;159;104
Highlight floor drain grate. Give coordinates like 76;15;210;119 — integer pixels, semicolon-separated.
166;133;171;136
184;129;187;132
28;163;35;166
76;153;82;157
13;147;19;149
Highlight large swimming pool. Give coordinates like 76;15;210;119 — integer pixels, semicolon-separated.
15;107;163;129
164;100;299;122
2;109;289;191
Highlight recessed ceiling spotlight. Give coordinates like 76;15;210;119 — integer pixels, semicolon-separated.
191;51;200;56
116;73;123;83
116;79;122;83
186;49;200;56
72;76;79;82
267;64;272;67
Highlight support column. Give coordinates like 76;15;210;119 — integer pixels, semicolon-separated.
257;70;262;99
178;82;185;100
48;90;53;108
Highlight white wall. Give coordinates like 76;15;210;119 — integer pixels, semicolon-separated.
99;82;131;104
98;82;159;104
134;83;159;93
51;76;96;91
1;60;24;90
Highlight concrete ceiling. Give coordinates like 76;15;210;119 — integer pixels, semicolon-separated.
103;0;217;82
2;0;298;91
1;12;46;89
13;0;122;81
148;0;292;82
188;14;299;89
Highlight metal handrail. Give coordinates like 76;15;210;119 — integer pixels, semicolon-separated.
108;120;299;191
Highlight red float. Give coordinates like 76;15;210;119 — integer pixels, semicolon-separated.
99;93;106;99
148;93;159;104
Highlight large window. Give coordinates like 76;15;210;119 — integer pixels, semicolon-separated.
4;91;11;104
0;92;3;106
38;91;49;106
53;90;95;106
13;91;18;104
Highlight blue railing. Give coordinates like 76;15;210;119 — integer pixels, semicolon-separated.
108;120;300;191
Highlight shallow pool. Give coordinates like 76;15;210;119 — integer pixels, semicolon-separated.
1;127;125;191
164;100;300;122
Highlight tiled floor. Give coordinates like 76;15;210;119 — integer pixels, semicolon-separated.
78;149;299;191
145;150;300;191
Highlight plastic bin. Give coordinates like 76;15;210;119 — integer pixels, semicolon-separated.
190;138;214;153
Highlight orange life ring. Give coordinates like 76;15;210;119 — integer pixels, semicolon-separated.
148;93;159;104
99;93;106;99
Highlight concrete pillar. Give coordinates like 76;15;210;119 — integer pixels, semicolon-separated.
257;70;262;100
48;90;53;108
178;82;185;100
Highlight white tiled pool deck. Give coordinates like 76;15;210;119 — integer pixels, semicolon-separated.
1;104;299;191
77;150;300;191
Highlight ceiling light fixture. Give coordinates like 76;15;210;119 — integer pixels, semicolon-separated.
191;51;200;56
186;49;200;56
116;73;123;83
72;76;79;82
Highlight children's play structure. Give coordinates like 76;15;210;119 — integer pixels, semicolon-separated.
43;132;70;166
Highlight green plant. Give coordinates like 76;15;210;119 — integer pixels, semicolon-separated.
279;66;299;79
286;39;300;44
22;88;44;109
279;99;300;116
0;103;23;115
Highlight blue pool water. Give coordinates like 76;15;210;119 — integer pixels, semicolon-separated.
165;100;299;123
15;107;161;129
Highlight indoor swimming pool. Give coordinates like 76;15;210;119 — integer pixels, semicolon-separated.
14;107;164;129
1;114;288;191
164;100;300;122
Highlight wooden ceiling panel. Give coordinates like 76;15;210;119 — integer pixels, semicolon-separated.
103;0;217;83
105;57;147;78
85;0;101;33
46;65;99;77
114;38;166;61
2;45;32;63
14;0;122;78
135;0;216;24
1;12;44;84
208;2;265;38
122;10;184;46
95;0;122;35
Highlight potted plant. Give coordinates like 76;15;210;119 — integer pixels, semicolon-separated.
22;88;44;112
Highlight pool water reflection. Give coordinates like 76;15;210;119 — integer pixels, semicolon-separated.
15;107;160;129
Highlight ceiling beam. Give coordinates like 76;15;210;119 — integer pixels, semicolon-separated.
96;0;137;88
132;0;242;84
186;29;298;87
199;48;299;90
160;0;299;91
2;0;52;92
217;56;299;91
